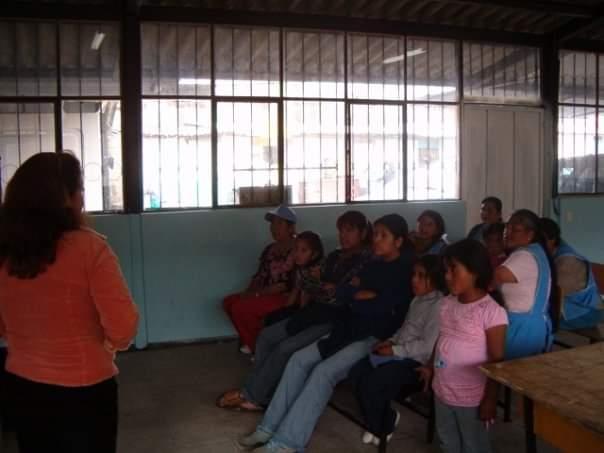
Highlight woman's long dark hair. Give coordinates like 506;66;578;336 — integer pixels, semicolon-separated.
0;152;83;279
508;209;559;329
443;239;493;292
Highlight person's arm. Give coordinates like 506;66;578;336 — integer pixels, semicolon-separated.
416;346;436;392
285;286;300;306
494;265;517;285
90;240;139;352
392;302;440;360
479;324;507;425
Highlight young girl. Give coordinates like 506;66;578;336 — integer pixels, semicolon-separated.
411;210;448;256
353;254;446;446
264;231;325;326
223;205;296;354
237;214;414;453
418;239;508;453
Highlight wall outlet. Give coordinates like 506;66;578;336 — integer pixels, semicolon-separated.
565;210;573;223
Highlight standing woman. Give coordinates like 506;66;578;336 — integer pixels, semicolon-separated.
0;153;139;453
494;209;553;359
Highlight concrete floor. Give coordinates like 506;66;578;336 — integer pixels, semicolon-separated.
2;341;560;453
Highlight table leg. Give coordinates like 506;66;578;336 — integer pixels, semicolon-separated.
523;396;537;453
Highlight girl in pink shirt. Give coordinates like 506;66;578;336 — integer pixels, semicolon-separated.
418;239;508;453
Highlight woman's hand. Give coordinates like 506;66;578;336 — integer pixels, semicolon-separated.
375;343;394;356
415;365;434;392
350;276;361;287
322;282;337;292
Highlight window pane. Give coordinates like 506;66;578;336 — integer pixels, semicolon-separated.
558;106;596;193
348;34;405;101
0;103;55;197
62;100;123;211
350;104;404;201
407;38;458;102
142;99;212;209
464;43;540;102
0;22;57;96
215;27;280;97
407;104;459;200
284;30;345;99
559;50;597;105
141;23;211;97
217;102;279;206
60;22;120;96
285;101;345;204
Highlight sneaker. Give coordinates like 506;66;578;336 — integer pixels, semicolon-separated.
372;410;401;446
239;345;252;355
361;431;376;444
236;430;271;450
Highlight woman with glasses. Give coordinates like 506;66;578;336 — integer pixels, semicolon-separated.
493;209;553;359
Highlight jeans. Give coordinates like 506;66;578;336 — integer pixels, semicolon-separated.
434;396;491;453
258;337;376;452
350;357;422;436
242;319;332;406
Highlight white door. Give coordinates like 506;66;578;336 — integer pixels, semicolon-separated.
462;104;544;232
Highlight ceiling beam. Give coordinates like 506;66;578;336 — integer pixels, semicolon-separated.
140;6;546;47
427;0;596;18
547;4;604;43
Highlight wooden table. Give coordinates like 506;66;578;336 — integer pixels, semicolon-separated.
481;343;604;453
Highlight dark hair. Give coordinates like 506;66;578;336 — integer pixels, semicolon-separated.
483;222;505;240
296;231;324;267
0;152;83;279
336;210;373;247
482;196;502;214
443;239;493;292
374;214;414;253
418;209;446;241
415;254;447;293
539;217;561;247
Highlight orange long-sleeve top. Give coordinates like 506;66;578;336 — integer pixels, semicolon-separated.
0;228;139;387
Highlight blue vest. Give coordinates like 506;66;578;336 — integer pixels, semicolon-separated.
424;236;448;256
505;243;553;360
555;242;602;329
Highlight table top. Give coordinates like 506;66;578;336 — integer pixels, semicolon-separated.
481;343;604;436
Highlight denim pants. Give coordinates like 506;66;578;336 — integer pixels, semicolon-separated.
434;396;492;453
257;337;376;452
242;319;333;406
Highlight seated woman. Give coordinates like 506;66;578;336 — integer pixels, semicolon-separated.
468;196;503;242
216;211;372;411
237;214;414;453
540;217;602;330
223;205;296;354
352;254;446;446
410;210;448;256
494;209;553;359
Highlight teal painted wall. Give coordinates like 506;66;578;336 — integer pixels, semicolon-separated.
556;196;604;263
92;202;466;347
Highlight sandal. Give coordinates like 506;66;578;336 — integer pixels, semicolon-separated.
215;390;263;412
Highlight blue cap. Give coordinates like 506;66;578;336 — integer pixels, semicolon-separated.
265;205;297;224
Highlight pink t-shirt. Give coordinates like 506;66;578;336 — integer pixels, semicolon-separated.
432;295;508;407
